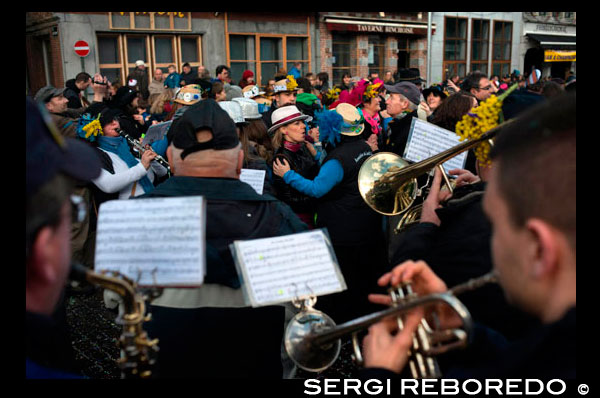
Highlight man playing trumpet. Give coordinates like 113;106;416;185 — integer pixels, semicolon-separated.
362;92;576;378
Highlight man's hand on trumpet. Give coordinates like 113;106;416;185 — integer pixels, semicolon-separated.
362;260;465;371
361;308;422;373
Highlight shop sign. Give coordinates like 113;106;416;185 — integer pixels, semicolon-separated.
544;50;576;62
119;12;186;18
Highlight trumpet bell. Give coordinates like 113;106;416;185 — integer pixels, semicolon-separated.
358;152;419;216
284;308;341;372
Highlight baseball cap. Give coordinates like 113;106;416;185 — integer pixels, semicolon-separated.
384;81;421;106
167;99;240;160
135;60;146;67
34;85;66;103
26;97;102;197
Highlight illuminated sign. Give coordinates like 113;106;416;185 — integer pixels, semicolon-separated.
544;50;576;62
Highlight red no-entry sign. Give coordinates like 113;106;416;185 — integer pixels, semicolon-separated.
74;40;90;57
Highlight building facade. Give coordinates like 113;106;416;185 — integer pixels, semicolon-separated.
520;12;576;80
26;11;575;99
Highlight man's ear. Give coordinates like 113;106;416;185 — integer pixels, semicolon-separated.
526;219;559;279
236;149;244;176
29;227;59;284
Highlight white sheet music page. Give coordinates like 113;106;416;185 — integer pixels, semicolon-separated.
239;168;266;195
230;229;346;307
403;118;467;174
94;196;206;287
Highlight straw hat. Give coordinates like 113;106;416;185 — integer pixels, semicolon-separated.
267;105;312;135
335;103;364;136
272;75;299;94
242;84;266;99
174;84;203;105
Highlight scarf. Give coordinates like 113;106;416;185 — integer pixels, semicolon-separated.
283;140;303;152
363;111;382;135
97;135;154;195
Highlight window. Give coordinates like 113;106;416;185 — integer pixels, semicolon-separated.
98;34;124;84
443;17;468;80
109;12;191;31
332;33;356;86
397;37;410;69
286;37;309;77
227;34;310;87
471;19;489;74
492;21;512;78
97;33;202;84
368;35;386;79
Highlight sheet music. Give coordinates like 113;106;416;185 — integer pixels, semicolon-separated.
403;118;467;174
239;168;266;195
230;229;346;307
141;120;172;146
94;196;206;286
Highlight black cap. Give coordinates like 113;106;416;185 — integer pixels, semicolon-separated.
167;99;240;160
34;85;66;103
26;97;102;197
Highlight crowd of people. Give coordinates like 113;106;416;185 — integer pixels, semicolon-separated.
26;59;576;381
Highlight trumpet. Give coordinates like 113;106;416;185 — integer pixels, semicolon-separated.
357;118;514;217
284;271;498;377
69;263;162;379
117;128;171;175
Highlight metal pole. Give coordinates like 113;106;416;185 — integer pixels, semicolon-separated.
427;12;432;85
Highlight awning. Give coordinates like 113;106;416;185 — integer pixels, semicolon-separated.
526;33;576;50
324;17;435;35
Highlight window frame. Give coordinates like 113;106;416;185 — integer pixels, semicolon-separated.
491;20;513;78
470;18;490;74
331;32;357;85
227;32;311;87
443;16;468;80
108;12;192;32
97;33;202;84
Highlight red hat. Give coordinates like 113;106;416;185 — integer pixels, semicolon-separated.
242;70;254;80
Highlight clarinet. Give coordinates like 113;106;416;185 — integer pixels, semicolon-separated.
117;128;171;175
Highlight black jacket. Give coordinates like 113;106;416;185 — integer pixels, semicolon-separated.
138;176;308;378
127;68;150;100
179;71;196;87
381;110;418;156
273;145;320;215
64;79;84;109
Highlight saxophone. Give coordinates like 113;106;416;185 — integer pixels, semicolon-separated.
69;263;162;379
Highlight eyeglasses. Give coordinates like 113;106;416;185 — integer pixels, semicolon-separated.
478;85;492;91
70;195;87;223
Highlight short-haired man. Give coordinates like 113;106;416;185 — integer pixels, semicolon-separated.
362;92;576;379
64;72;92;110
179;62;195;87
261;76;299;130
148;68;166;102
138;99;308;378
461;71;495;103
26;98;102;378
214;65;231;84
380;81;422;156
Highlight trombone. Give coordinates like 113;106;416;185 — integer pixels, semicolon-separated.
357;119;513;221
284;271;498;377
